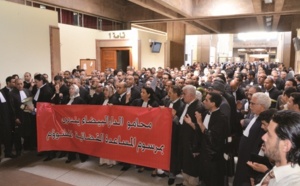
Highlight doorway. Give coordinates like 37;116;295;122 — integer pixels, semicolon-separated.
100;47;132;71
117;50;129;72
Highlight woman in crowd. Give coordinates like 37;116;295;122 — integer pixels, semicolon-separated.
53;84;89;163
131;86;159;175
99;85;117;167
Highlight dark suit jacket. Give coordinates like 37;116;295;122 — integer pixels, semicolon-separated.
233;117;265;186
9;88;32;121
33;84;53;107
234;87;246;101
266;87;282;108
1;87;15;122
165;98;185;175
69;96;86;105
198;109;229;159
90;92;104;105
275;78;285;91
0;89;13;133
197;109;229;185
180;99;205;177
128;86;141;105
9;88;33;136
79;86;91;104
111;92;127;105
131;98;159;107
51;84;69;104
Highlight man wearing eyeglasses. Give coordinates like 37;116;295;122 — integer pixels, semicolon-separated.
234;92;271;186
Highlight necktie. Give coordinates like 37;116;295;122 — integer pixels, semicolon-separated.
261;170;275;186
179;104;189;125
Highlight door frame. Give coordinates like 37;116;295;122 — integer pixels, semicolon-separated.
96;39;135;72
100;47;132;71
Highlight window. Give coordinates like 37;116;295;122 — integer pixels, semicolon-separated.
102;19;113;31
25;1;125;31
73;12;82;26
83;14;97;29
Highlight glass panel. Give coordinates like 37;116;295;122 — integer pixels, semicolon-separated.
83;14;97;29
61;9;73;25
102;19;113;31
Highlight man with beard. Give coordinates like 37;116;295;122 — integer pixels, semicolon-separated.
257;110;300;185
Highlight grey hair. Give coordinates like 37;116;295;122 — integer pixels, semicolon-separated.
71;84;80;97
252;92;271;110
196;90;202;101
182;85;196;97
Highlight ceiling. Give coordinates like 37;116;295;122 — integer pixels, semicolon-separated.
126;0;300;34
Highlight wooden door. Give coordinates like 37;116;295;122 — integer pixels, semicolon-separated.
100;47;132;71
101;48;117;71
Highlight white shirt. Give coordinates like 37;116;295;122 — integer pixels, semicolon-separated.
243;115;258;137
244;101;249;112
203;112;211;129
19;90;27;101
0;92;6;102
34;83;46;101
102;99;109;105
119;92;126;102
179;99;196;125
169;98;180;108
179;104;189;124
142;101;148;107
256;164;300;186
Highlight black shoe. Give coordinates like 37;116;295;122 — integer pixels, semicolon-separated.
16;151;21;157
175;183;184;186
151;170;157;177
120;165;130;171
43;156;53;161
157;172;167;177
168;178;175;185
80;158;87;163
65;159;72;164
57;152;66;158
5;153;17;158
137;167;144;173
37;152;44;156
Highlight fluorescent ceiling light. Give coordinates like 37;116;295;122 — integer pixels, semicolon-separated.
264;0;272;4
237;32;277;40
266;17;272;22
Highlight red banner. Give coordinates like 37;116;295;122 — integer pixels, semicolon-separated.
36;103;172;170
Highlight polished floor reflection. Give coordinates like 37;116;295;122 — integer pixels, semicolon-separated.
0;151;183;186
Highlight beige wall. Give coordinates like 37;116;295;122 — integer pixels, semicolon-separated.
136;29;166;69
59;24;138;71
0;0;57;85
197;35;210;63
59;24;166;72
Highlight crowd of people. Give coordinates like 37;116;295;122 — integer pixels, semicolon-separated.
1;61;300;186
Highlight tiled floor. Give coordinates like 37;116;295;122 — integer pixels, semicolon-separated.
0;151;182;186
0;151;234;186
